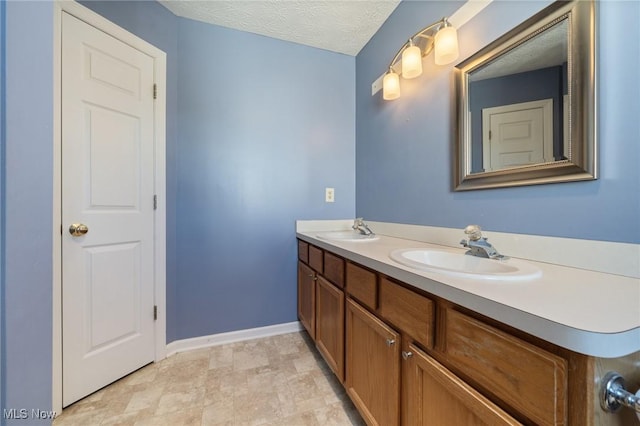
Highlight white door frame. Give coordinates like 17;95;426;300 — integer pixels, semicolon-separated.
52;0;166;413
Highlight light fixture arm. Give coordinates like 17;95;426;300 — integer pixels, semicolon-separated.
381;16;458;101
386;17;449;70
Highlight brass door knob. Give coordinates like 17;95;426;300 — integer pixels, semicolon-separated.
69;223;89;237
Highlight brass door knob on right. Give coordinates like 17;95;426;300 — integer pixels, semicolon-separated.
69;223;89;237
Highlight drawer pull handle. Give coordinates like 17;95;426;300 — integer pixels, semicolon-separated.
386;338;396;347
402;351;413;360
601;372;640;415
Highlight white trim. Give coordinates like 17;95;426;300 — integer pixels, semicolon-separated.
52;2;63;415
449;0;493;29
152;36;167;365
166;322;303;357
52;0;167;413
295;219;354;233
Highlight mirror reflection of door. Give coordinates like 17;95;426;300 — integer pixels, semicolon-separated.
466;18;568;175
454;1;597;191
482;99;553;171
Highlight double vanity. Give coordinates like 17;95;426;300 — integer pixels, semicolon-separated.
296;220;640;426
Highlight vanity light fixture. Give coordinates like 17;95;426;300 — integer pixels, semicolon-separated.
383;17;459;100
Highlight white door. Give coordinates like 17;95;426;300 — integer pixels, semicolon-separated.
62;11;156;407
482;99;554;171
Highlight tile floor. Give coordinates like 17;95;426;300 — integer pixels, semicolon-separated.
53;332;365;426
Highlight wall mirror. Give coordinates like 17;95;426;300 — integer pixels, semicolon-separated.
454;0;596;191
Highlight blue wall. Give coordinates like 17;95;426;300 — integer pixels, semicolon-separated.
2;0;355;417
356;0;640;244
81;2;355;341
175;19;355;339
3;1;54;423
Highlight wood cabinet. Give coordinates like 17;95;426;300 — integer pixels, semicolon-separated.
309;244;323;273
298;240;309;263
297;261;315;339
296;239;590;426
403;343;522;426
345;261;377;310
297;243;346;382
346;298;401;426
443;308;568;426
315;275;344;381
323;251;345;288
379;276;434;350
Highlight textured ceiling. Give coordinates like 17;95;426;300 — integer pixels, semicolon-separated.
470;19;568;82
159;0;401;56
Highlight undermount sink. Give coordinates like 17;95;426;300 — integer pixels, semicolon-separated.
316;231;380;242
389;248;542;281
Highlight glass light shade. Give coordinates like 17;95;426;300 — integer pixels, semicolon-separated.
401;44;422;79
383;71;400;100
434;26;459;65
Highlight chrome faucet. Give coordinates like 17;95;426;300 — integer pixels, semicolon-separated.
352;218;374;236
460;225;507;260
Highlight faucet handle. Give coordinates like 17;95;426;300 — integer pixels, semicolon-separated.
464;224;483;241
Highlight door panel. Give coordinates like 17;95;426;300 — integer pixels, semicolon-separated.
315;276;345;382
86;243;140;350
346;298;400;426
297;261;316;339
406;344;522;425
62;11;155;407
87;106;140;207
482;99;553;171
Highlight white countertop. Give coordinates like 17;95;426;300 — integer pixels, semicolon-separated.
297;230;640;358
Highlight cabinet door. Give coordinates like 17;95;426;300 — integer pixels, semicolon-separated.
444;309;567;425
316;276;345;382
297;261;316;339
346;298;400;426
404;344;522;426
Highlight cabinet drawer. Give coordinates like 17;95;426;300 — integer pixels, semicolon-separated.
444;309;567;426
323;251;345;288
378;277;434;349
309;245;323;273
346;262;377;310
298;240;309;263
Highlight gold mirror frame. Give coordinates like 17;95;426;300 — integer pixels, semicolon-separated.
454;0;596;191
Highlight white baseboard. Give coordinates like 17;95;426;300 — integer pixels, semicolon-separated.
165;321;303;357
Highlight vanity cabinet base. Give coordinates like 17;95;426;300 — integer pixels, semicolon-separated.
297;239;609;426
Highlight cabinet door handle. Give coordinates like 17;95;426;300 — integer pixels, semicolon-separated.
386;338;396;347
402;351;413;360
